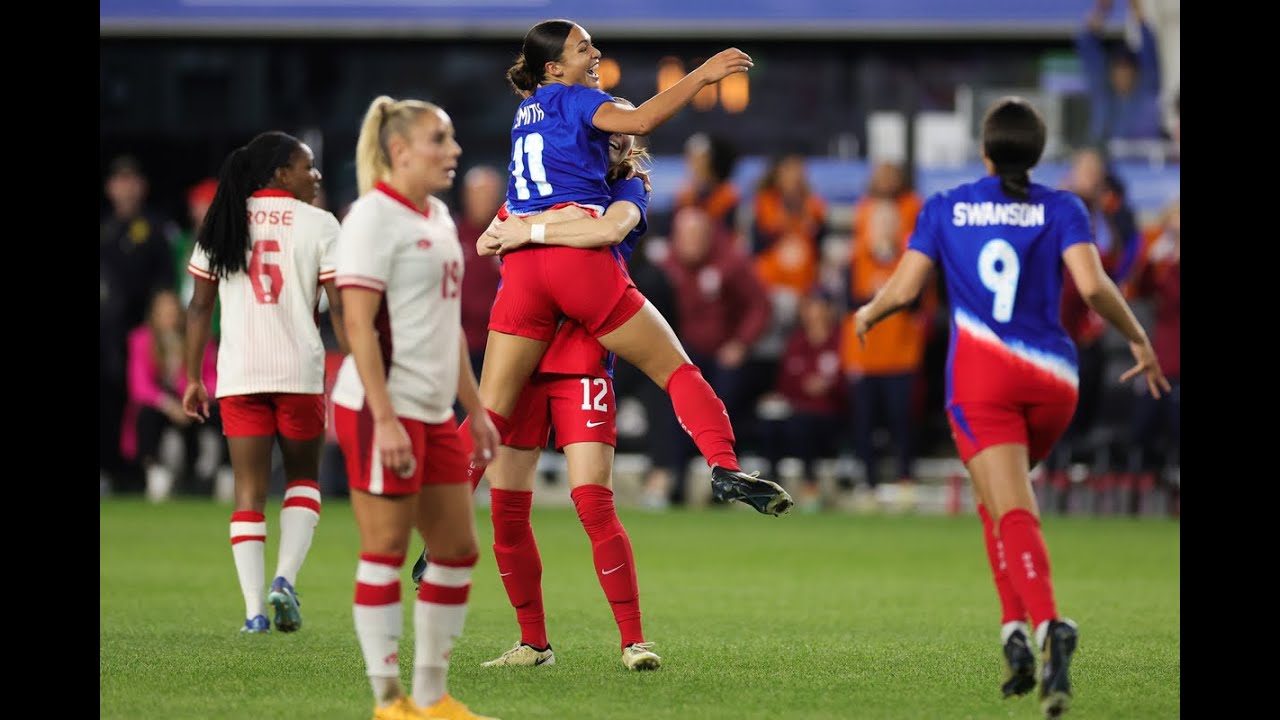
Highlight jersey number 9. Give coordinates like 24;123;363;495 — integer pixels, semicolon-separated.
978;238;1019;323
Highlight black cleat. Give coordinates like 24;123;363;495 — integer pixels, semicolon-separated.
410;546;429;586
1039;619;1079;718
710;467;793;516
1001;626;1037;698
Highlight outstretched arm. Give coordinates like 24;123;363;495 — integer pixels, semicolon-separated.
590;49;752;135
852;249;935;345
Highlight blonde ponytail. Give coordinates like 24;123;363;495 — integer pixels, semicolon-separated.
354;95;443;196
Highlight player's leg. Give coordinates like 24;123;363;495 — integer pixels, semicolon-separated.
335;405;427;718
551;374;660;670
268;393;327;632
595;299;792;516
411;419;494;719
481;444;556;668
221;395;277;634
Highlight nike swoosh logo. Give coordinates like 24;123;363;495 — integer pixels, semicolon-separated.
602;563;626;575
586;420;607;428
535;654;552;666
499;571;513;577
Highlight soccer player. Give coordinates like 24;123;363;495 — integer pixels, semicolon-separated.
332;95;501;720
182;131;347;635
852;97;1169;718
435;111;662;671
474;19;791;517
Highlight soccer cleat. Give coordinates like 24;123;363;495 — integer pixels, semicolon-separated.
1039;618;1079;718
372;696;432;720
1001;625;1037;698
710;467;794;516
420;693;500;720
267;576;303;633
411;547;429;587
240;614;270;634
480;641;556;667
621;641;662;671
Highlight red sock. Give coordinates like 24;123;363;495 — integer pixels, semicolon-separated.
571;484;643;648
665;363;739;471
490;488;547;649
998;509;1059;628
459;410;511;492
977;504;1027;624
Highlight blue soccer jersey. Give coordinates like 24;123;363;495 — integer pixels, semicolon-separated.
507;84;616;215
909;176;1094;398
608;175;650;264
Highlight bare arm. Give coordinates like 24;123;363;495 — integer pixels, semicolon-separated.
182;276;218;420
481;201;641;256
852;249;935;344
1062;242;1172;397
342;288;397;424
321;279;349;354
590;48;752;135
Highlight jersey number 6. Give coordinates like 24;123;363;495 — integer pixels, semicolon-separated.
249;239;283;305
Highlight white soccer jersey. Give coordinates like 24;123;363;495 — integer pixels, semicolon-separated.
187;190;339;397
330;183;464;424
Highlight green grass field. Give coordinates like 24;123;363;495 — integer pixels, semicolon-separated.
100;499;1179;719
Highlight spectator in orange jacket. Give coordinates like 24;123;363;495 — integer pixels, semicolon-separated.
751;152;827;296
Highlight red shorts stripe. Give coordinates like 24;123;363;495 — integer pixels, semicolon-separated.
283;497;322;513
418;583;471;605
355;583;401;606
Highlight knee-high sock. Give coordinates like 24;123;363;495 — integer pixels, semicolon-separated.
230;510;266;620
998;509;1060;629
491;488;547;648
353;553;404;703
977;504;1027;625
413;554;476;708
572;484;643;648
275;480;320;585
666;363;739;471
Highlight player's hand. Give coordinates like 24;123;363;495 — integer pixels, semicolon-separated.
468;411;500;466
853;306;874;347
182;382;210;421
1120;339;1172;399
629;168;653;194
484;215;535;255
375;417;415;478
716;339;748;369
695;48;753;84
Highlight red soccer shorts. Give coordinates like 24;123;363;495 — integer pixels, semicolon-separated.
220;393;325;440
489;245;646;342
334;406;468;496
505;373;618;450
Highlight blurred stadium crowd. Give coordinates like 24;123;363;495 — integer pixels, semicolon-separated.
100;0;1178;515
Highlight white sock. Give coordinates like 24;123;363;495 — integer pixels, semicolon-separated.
355;555;404;704
1035;620;1051;650
412;561;475;707
274;481;321;585
1001;620;1030;645
230;512;267;619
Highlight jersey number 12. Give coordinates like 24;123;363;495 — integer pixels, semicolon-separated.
512;133;553;201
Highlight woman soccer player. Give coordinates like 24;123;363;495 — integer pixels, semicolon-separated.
183;131;347;635
853;97;1170;719
473;18;791;517
418;110;663;671
332;95;501;720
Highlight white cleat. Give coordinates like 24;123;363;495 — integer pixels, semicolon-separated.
621;642;662;671
480;641;555;668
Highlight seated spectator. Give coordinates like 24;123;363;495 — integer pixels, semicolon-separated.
762;289;847;510
122;289;221;501
751;152;827;297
